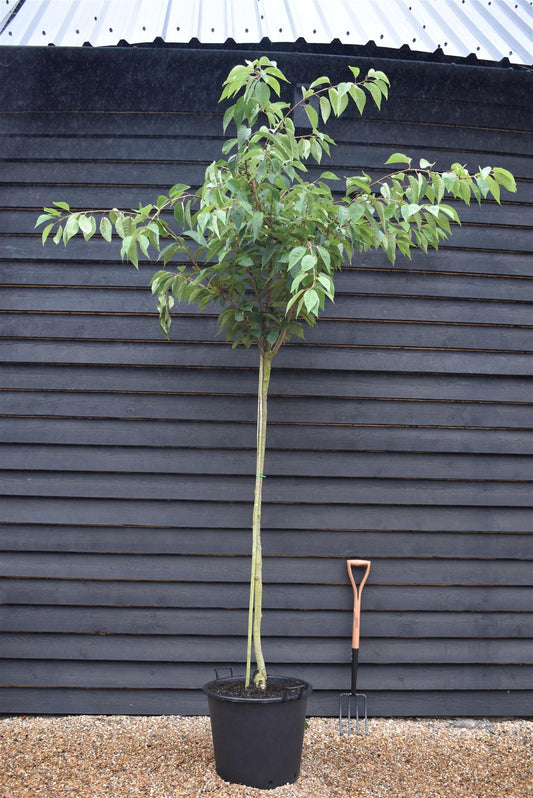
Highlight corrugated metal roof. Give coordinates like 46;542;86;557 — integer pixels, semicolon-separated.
1;0;532;65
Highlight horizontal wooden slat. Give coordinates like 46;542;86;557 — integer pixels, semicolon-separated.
3;243;532;276
2;526;531;559
2;496;532;531
2;133;529;175
2;470;533;507
0;553;530;584
2;341;533;375
3;314;533;354
1;418;532;454
1;656;531;697
3;285;533;324
3;261;533;301
3;225;532;259
2;365;533;404
2;579;529;612
3;445;533;482
0;686;529;717
2;607;531;640
3;198;532;234
2;109;531;157
2;391;532;427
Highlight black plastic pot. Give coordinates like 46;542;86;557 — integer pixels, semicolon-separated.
203;675;312;789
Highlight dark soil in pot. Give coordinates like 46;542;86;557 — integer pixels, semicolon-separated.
203;675;312;790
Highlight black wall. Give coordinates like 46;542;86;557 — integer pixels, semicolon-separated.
0;45;532;716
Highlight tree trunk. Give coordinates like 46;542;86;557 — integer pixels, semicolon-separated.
245;350;272;689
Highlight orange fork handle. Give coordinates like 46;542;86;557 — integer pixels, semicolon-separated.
347;559;371;650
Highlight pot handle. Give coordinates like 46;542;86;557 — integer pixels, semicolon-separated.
214;666;234;679
283;683;306;700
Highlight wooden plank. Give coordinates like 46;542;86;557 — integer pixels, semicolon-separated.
2;496;533;531
2;579;528;612
1;631;531;676
3;223;533;262
2;606;531;640
2;390;533;428
3;445;533;483
3;111;531;158
1;418;532;455
1;553;530;584
2;365;533;405
1;649;531;695
3;312;533;354
3;243;533;277
0;648;529;698
0;686;529;717
2;525;531;559
2;470;533;508
4;259;533;302
4;285;533;325
2;339;533;375
2;46;530;112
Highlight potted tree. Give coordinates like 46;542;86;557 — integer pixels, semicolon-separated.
37;56;516;789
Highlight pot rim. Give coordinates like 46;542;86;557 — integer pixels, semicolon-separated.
203;674;312;704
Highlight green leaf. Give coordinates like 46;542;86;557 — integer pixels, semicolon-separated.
285;289;305;315
264;73;281;96
41;222;54;245
492;167;516;193
304;288;319;315
53;201;70;211
300;252;317;271
35;213;54;228
310;138;322;163
317;245;331;270
401;204;422;221
78;215;93;236
267;327;280;346
222;104;235;132
346;175;371;194
304;103;319;129
367;82;382;109
349;85;366;115
309;76;330;89
317;272;334;298
255;81;270;108
138;234;150;257
250;211;264;240
385;153;412;166
63;214;79;245
100;216;113;242
328;87;341;116
486;175;501;204
347;203;365;223
319;95;331;124
169;183;190;199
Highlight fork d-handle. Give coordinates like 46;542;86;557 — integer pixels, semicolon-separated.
347;559;371;693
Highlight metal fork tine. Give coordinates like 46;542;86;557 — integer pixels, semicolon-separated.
339;691;368;736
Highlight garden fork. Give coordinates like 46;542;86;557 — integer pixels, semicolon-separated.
339;559;371;735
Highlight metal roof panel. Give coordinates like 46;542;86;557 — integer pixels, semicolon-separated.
1;0;532;65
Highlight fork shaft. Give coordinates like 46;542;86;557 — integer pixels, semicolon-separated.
351;648;359;695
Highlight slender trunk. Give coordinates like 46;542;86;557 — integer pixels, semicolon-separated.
245;350;272;689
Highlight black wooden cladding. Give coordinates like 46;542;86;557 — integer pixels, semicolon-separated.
1;45;532;717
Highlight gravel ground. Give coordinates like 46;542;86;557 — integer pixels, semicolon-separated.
1;715;531;798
